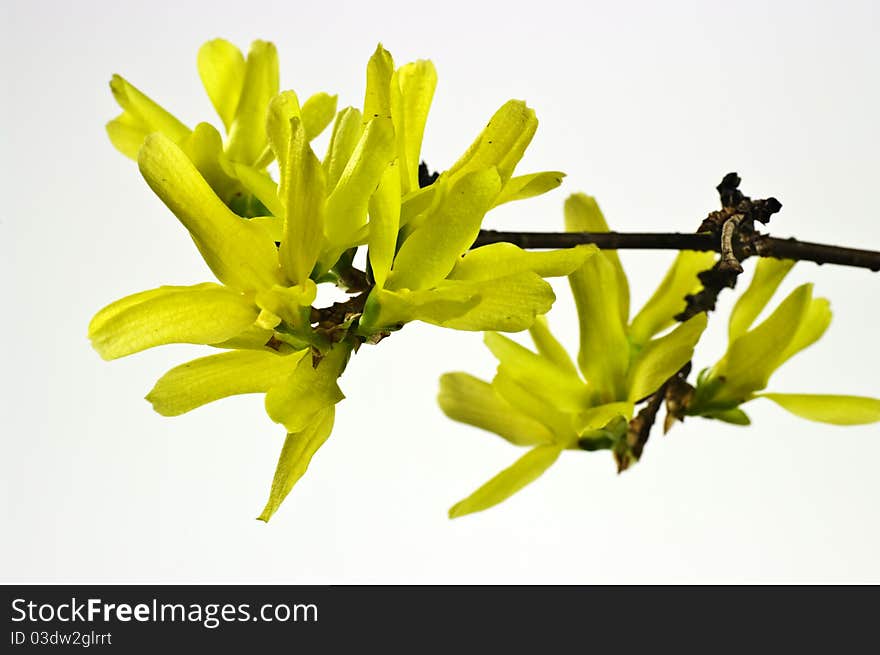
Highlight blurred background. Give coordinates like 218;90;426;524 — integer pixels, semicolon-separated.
2;0;878;583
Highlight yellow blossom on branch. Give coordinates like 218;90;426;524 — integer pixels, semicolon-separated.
89;39;585;521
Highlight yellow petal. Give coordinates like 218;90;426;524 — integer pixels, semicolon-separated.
448;444;563;519
359;286;479;333
225;40;279;165
729;257;796;341
568;251;630;403
109;74;190;143
574;402;635;433
492;171;566;207
258;407;336;522
388;168;501;290
106;115;148;160
178;122;237;201
777;297;832;368
197;38;246;133
244;217;280;242
448;242;596;281
265;90;302;180
484;332;588;412
324;117;395;247
138;133;283;291
528;315;579;376
712;284;813;402
391;59;437;194
210;324;277;350
255;281;318;328
565;193;629;325
147;349;308;416
445;100;538;185
89;284;258;360
301;92;338;140
626;313;707;402
431;272;556;332
363;44;394;122
228;162;284;217
367;160;402;288
323;107;365;192
438;373;554;446
279;118;327;284
399;181;441;229
755;393;880;425
491;371;574;439
264;344;349;433
628;250;717;346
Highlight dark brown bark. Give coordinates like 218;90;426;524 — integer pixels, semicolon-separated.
472;230;880;271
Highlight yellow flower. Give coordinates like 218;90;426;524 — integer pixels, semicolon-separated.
687;257;880;425
438;194;713;518
107;39;337;216
90;39;584;521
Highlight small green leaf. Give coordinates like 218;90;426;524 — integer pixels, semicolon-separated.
703;408;751;425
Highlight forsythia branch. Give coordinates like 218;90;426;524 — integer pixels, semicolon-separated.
473;230;880;271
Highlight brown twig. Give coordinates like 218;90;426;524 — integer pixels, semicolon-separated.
472;231;880;271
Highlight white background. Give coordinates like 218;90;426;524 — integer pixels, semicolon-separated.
2;0;878;583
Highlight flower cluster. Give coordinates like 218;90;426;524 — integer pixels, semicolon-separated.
89;39;591;520
439;194;714;517
685;257;880;425
440;197;880;518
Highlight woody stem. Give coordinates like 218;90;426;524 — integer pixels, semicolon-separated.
473;230;880;271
